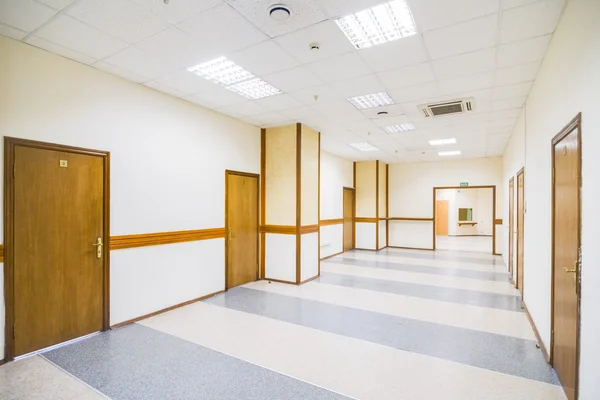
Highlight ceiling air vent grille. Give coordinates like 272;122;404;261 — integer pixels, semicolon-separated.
419;98;475;118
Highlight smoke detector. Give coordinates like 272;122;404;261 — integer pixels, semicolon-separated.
309;43;320;52
268;4;292;21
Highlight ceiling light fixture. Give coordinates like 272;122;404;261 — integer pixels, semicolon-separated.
438;150;461;156
268;4;292;22
335;0;417;49
429;138;457;146
227;78;282;99
349;142;380;152
383;124;415;133
347;92;394;109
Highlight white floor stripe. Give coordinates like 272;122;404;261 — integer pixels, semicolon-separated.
386;247;500;260
244;280;535;340
139;302;565;400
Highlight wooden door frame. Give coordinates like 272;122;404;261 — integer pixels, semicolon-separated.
433;185;497;255
550;113;582;397
224;170;260;290
343;186;356;250
3;137;110;362
508;177;515;276
516;167;525;293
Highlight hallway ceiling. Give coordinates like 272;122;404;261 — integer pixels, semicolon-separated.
0;0;566;163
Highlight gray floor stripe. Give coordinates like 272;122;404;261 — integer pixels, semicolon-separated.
42;324;350;400
207;288;558;385
317;272;523;312
324;256;510;282
354;249;506;266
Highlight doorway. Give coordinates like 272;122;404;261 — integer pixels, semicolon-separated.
225;170;259;289
508;177;515;277
516;168;525;296
343;187;355;251
435;200;449;235
4;138;110;360
551;114;582;400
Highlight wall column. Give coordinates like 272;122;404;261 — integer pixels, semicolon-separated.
354;160;387;250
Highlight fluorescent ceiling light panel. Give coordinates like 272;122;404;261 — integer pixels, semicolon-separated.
348;92;395;109
187;56;254;86
335;0;417;49
429;138;458;146
384;124;415;133
349;142;380;152
438;150;461;156
226;78;282;100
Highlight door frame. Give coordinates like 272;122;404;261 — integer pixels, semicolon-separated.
508;177;515;277
550;113;582;397
3;137;110;362
224;170;260;290
435;200;449;236
433;185;497;255
516;167;525;294
343;186;355;250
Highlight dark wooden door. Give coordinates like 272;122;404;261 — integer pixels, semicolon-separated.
509;178;514;276
14;146;104;356
516;170;525;296
226;172;259;289
552;125;580;400
343;188;354;251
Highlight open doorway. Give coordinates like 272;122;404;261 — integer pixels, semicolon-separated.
434;186;495;254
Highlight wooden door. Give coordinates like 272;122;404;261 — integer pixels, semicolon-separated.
13;146;105;356
226;171;259;289
343;188;354;251
509;178;515;276
552;118;581;400
516;169;525;296
435;200;449;235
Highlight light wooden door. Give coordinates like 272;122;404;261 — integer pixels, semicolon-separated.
516;170;525;296
226;172;259;289
552;124;580;400
509;178;515;276
343;188;354;251
14;146;104;356
435;200;449;235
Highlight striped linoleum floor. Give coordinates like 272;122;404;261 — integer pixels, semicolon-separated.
0;248;566;400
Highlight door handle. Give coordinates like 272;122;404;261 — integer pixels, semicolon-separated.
228;227;233;241
92;237;103;259
563;260;579;294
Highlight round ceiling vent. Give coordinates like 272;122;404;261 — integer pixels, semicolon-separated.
377;111;389;116
268;4;292;21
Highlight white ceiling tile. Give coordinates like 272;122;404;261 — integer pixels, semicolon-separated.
34;15;128;59
361;104;406;119
229;40;299;76
492;96;526;111
177;4;268;54
313;98;357;115
219;101;271;117
501;0;539;10
237;116;263;127
279;106;321;121
410;0;499;32
438;71;494;96
254;93;304;112
373;115;411;127
497;34;552;68
500;0;565;44
306;52;371;83
289;85;341;106
377;62;436;90
93;61;148;83
432;48;495;81
0;0;57;32
102;46;179;80
136;27;214;68
130;0;223;24
25;35;97;64
191;85;248;107
253;112;293;126
329;74;385;98
389;82;440;103
315;0;390;18
144;81;186;98
0;22;27;40
155;69;222;95
358;35;428;73
495;61;540;86
183;94;217;109
263;66;323;92
273;20;355;64
423;14;498;59
35;0;77;10
227;0;327;38
492;81;532;100
66;0;169;43
214;107;242;119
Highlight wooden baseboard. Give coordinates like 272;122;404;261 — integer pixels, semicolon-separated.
263;277;297;285
320;251;344;260
111;290;224;329
522;301;551;363
387;246;434;251
299;275;320;285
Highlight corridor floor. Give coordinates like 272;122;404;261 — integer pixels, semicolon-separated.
0;248;565;400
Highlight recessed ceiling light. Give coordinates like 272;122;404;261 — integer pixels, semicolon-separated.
349;142;380;152
383;124;415;133
226;78;282;99
429;138;458;146
335;0;417;49
347;92;394;109
187;57;254;86
439;150;461;156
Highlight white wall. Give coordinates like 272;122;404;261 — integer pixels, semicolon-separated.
319;151;353;258
0;37;260;359
501;1;600;396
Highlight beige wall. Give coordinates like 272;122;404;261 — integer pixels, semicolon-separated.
265;125;296;226
378;162;387;218
355;161;377;218
301;126;319;226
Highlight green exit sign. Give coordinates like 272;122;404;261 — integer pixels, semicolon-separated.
460;182;469;187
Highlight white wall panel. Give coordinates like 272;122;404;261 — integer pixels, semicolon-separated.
356;222;376;250
320;224;343;259
265;234;296;282
301;232;319;281
389;220;433;250
378;221;387;249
